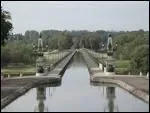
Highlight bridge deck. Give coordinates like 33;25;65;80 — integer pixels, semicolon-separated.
80;49;98;68
48;51;76;76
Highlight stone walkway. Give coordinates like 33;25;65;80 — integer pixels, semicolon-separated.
80;49;98;68
48;51;76;76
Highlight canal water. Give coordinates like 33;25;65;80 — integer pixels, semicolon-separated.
2;53;149;112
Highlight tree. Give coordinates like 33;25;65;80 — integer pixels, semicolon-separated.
1;7;13;46
57;34;73;50
130;45;149;74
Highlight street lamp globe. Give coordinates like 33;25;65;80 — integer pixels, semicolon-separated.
102;43;104;48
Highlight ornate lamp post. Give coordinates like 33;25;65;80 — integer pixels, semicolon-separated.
102;43;105;60
35;33;45;75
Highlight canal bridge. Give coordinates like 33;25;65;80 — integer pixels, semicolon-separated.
1;36;149;110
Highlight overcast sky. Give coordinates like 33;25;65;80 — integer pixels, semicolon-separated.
1;1;149;34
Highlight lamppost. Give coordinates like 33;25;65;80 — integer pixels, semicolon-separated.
105;34;115;73
101;43;105;62
46;44;48;52
34;33;45;75
115;43;118;50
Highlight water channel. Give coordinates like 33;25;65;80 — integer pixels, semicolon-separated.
2;53;149;112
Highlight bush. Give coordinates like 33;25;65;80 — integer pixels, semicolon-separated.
115;60;130;68
1;42;36;67
115;68;129;75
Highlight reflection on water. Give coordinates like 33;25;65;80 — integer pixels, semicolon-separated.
104;87;119;112
34;87;47;112
2;52;149;112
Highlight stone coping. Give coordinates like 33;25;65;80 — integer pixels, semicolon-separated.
91;76;149;104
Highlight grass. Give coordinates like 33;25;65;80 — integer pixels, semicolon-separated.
1;65;36;76
115;68;129;75
115;60;130;68
1;67;35;73
115;60;130;75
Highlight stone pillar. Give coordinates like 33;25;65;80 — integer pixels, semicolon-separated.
105;58;115;75
36;57;45;76
38;38;43;52
147;72;149;78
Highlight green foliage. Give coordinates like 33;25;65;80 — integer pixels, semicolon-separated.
115;68;129;75
1;47;11;67
113;30;149;74
1;42;36;67
115;60;130;68
130;45;149;74
1;7;13;46
58;33;73;50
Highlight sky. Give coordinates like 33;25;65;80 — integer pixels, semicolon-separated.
1;1;149;34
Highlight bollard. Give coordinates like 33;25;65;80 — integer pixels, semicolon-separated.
20;73;23;77
104;67;106;73
8;74;10;78
147;72;149;78
99;63;103;71
139;72;142;76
